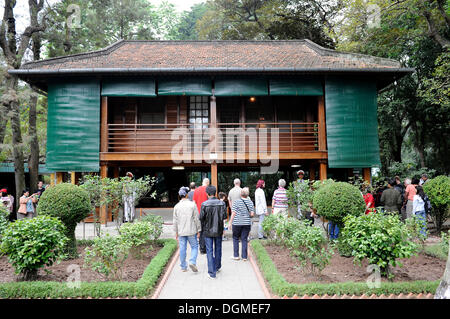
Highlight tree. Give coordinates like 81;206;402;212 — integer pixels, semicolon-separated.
176;2;208;40
0;0;46;207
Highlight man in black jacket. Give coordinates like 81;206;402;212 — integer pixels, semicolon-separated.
199;185;227;279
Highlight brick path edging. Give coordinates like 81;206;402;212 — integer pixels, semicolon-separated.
279;293;434;299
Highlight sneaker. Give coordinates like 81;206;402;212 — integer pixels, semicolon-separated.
231;256;240;260
242;258;248;262
222;237;228;241
189;264;198;272
181;268;188;272
207;274;216;279
216;268;221;273
200;251;206;255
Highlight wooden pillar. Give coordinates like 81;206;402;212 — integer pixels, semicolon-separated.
318;96;327;151
309;164;316;181
70;172;76;185
211;162;218;193
100;164;108;224
363;168;371;184
56;172;63;184
100;96;108;153
50;173;55;186
113;166;120;179
319;160;327;181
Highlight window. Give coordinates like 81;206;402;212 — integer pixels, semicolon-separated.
138;97;165;125
189;96;209;129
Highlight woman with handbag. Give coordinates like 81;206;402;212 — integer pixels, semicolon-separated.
17;189;37;220
229;187;255;261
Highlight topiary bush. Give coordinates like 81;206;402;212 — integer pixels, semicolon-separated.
37;183;91;258
423;175;450;232
312;182;366;227
340;212;419;278
0;216;67;280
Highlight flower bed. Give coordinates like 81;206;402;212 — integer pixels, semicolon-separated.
0;238;177;298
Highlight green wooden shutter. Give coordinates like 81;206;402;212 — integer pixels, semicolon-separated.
325;78;381;168
46;80;100;172
214;78;268;96
101;79;156;96
158;78;212;96
269;78;323;96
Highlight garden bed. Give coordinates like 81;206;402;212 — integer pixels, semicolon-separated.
0;239;177;298
0;242;163;283
250;240;441;297
263;241;446;284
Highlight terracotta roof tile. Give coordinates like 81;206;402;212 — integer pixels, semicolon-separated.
21;39;403;72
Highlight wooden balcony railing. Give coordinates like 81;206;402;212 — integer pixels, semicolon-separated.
105;122;321;154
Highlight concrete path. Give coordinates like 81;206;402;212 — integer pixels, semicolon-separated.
157;239;267;299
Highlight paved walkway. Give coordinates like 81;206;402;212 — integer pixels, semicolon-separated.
157;239;267;299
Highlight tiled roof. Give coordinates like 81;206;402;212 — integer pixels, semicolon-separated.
19;39;405;72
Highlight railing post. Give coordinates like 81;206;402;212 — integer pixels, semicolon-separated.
134;123;137;153
290;123;293;152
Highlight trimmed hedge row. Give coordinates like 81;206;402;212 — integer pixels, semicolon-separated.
0;238;177;299
250;240;439;297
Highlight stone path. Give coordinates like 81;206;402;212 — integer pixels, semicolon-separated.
157;239;267;299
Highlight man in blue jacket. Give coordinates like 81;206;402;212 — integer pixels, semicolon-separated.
199;185;227;279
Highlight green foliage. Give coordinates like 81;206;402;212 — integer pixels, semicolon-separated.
423;175;450;232
83;234;131;281
119;217;162;258
262;214;301;245
37;183;91;258
0;216;67;281
176;2;208;40
404;214;429;246
287;220;333;274
250;240;438;297
340;213;419;278
312;182;366;227
424;231;449;261
139;214;164;241
387;162;436;180
0;239;177;298
0;205;9;243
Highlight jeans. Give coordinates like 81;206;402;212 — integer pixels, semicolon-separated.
204;236;223;278
328;222;340;240
257;214;266;239
232;224;251;259
178;235;199;270
199;231;206;253
414;210;427;237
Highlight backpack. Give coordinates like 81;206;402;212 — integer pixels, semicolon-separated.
424;195;432;215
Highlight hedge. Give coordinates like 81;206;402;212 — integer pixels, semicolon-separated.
250;240;439;297
0;238;177;299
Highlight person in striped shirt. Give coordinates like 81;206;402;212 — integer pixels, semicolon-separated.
229;187;255;261
272;179;289;216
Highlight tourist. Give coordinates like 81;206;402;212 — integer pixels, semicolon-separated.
272;179;289;216
230;187;255;261
380;179;402;214
199;185;227;279
419;174;428;186
1;188;15;221
227;178;242;209
173;186;201;273
412;185;428;237
188;182;196;201
193;178;210;254
294;170;313;224
255;179;268;239
218;192;230;241
37;180;46;196
404;178;419;219
123;172;136;222
362;183;375;214
17;189;37;220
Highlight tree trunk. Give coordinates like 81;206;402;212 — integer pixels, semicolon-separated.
28;94;39;194
435;246;450;298
10;95;25;209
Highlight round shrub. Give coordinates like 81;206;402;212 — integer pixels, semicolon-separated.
312;182;366;227
340;212;419;278
0;215;67;280
423;175;450;232
37;183;91;258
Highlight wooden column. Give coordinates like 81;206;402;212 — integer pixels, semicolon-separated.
309;164;316;181
50;173;55;186
210;95;218;191
318;96;327;151
363;168;371;184
100;164;108;224
113;166;120;179
70;172;76;185
211;162;218;192
56;172;63;184
319;160;328;181
101;96;108;153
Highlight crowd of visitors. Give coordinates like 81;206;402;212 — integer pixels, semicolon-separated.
1;181;46;221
